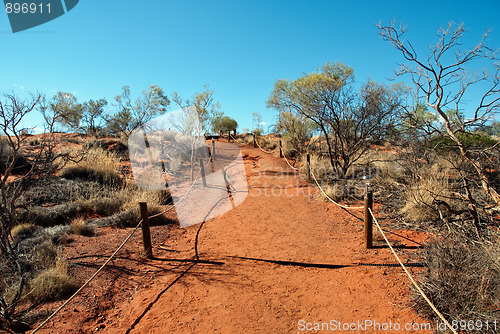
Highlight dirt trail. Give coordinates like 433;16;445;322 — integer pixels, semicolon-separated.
36;144;431;334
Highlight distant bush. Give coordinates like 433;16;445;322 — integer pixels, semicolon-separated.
428;132;498;152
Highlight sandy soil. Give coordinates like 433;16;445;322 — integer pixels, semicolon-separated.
31;143;432;334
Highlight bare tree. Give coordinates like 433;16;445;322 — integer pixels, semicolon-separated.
171;84;222;134
0;92;74;330
377;21;500;206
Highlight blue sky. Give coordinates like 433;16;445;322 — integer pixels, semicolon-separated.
1;0;499;133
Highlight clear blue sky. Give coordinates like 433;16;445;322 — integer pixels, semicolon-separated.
1;0;499;133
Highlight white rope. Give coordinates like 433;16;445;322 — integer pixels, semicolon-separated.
30;167;203;333
310;170;364;210
30;221;142;334
368;208;458;334
255;137;279;154
283;154;300;171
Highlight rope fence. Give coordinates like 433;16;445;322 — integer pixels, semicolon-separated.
252;134;458;334
31;136;455;333
30;165;204;334
368;208;458;334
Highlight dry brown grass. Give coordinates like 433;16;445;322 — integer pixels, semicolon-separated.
10;223;39;241
34;241;58;270
400;170;451;222
70;217;95;236
413;230;500;333
305;154;332;179
59;147;122;186
26;259;75;304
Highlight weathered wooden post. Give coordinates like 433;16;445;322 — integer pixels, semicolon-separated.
279;140;283;158
306;153;311;181
364;190;373;249
139;202;153;258
200;158;207;187
211;138;216;161
253;133;257;148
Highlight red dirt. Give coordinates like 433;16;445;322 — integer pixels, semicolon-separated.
30;143;432;334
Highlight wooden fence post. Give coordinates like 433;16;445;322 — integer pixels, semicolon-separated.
200;158;207;187
253;133;257;148
279;140;283;158
139;202;153;258
212;138;216;161
364;190;373;249
306;153;311;181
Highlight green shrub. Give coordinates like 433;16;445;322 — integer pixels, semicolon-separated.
428;132;498;152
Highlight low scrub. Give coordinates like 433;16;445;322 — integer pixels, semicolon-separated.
59;148;122;186
316;180;364;203
70;217;95;236
413;230;500;333
400;171;453;223
26;260;75;304
10;223;39;241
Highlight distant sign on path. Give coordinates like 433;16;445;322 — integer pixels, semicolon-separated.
128;107;248;228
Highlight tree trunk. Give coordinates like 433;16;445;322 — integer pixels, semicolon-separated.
444;119;500;207
319;125;336;172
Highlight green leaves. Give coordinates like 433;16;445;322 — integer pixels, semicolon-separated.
107;84;170;138
212;115;238;133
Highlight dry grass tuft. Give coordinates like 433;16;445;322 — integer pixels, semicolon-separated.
34;241;58;270
400;171;451;223
70;217;95;236
306;154;333;179
10;223;39;241
315;180;364;202
59;148;122;186
26;259;75;304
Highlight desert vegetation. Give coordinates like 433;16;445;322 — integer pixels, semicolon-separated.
0;20;499;334
262;21;500;333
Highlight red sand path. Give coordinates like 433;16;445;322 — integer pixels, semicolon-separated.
35;144;431;334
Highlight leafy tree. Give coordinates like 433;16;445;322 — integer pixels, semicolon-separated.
40;91;82;131
276;111;317;154
377;21;500;206
80;98;107;136
106;85;170;138
268;62;403;176
212;115;238;133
